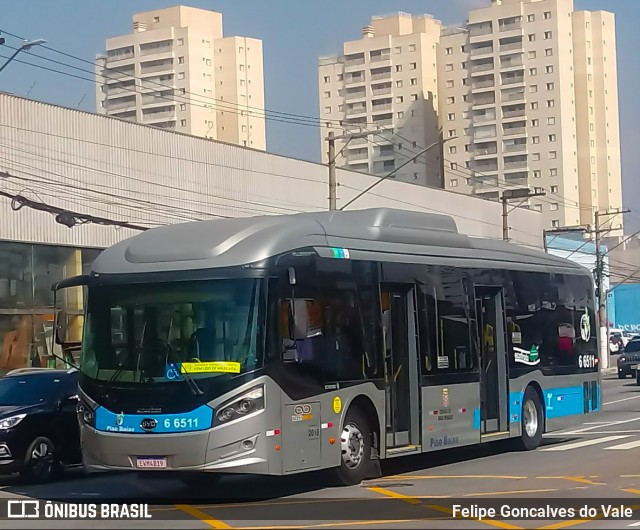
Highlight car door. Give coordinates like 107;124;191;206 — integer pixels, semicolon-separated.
57;374;81;464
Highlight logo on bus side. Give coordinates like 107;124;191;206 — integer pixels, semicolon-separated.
292;404;313;422
140;418;157;431
514;345;540;366
580;308;591;342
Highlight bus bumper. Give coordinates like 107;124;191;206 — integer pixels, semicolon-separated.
80;425;272;474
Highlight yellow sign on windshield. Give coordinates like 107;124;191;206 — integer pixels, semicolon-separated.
180;361;241;374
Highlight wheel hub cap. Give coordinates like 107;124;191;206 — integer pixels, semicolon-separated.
340;423;364;469
523;400;538;438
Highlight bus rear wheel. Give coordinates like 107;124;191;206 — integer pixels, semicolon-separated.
517;387;543;451
330;407;372;486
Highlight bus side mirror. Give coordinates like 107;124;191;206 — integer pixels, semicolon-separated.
55;311;68;345
291;299;309;340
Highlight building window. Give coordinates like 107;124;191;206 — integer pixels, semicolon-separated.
544;31;552;39
545;48;553;56
462;62;467;69
528;51;536;59
324;106;331;114
409;44;416;52
544;11;551;19
532;153;540;161
551;185;558;192
395;46;402;54
445;63;453;72
446;47;453;55
240;64;245;71
180;119;186;127
528;14;535;22
450;179;458;187
550;203;559;211
549;151;557;159
448;113;455;121
546;65;553;74
529;67;537;76
532;119;539;127
528;34;536;42
590;139;595;147
239;46;244;53
410;78;417;85
530;85;538;93
338;104;344;112
206;59;211;66
240;79;245;86
547;99;555;107
324;91;330;98
449;145;457;154
547;82;555;91
178;56;185;64
550;168;558;177
588;73;592;81
396;80;403;88
548;134;556;142
411;109;417;117
396;96;404;103
396;65;402;72
447;96;455;104
465;144;470;152
177;38;184;46
450;162;457;170
532;136;540;144
446;80;454;88
397;111;405;119
179;103;186;111
448;129;456;137
153;16;160;23
552;220;559;228
530;102;538;110
534;170;541;178
411;94;418;101
547;117;555;125
337;74;343;81
324;76;330;83
178;72;185;80
410;62;417;70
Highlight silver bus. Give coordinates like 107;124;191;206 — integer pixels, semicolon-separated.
53;208;600;486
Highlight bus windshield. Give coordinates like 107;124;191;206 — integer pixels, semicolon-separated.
81;279;263;384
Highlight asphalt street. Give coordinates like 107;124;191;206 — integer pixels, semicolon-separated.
2;372;640;529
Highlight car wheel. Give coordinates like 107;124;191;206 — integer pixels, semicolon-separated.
636;371;640;386
619;372;626;379
20;437;60;484
329;407;373;486
515;387;544;451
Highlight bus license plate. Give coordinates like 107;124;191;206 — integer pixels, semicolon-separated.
136;457;167;469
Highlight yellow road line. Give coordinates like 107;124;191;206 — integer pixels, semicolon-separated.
176;504;233;529
382;474;528;480
536;476;604;486
464;488;559;497
233;518;449;529
625;488;640;495
425;503;523;530
538;504;640;530
366;486;421;505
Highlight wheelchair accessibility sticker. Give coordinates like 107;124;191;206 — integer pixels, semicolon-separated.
165;361;241;378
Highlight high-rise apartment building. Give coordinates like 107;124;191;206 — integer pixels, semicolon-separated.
96;6;265;150
318;13;443;186
441;0;622;233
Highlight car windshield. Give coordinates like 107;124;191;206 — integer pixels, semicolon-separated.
0;376;65;406
81;279;263;384
625;341;640;353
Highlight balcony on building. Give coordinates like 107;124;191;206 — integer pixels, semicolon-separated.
470;41;494;57
372;160;396;174
472;74;495;92
473;141;498;158
345;147;369;163
104;66;135;83
499;36;523;54
503;171;529;188
348;162;370;173
503;154;528;171
152;120;177;131
370;67;392;82
369;48;391;65
344;53;366;72
498;16;523;36
346;103;367;116
500;54;524;71
140;58;174;76
106;45;135;64
469;174;499;190
105;80;136;99
372;113;393;128
470;157;498;173
501;86;525;103
110;109;136;121
501;70;525;86
345;70;366;86
472;108;496;124
345;86;367;101
346;135;368;147
142;105;176;123
375;144;395;159
503;138;527;154
469;21;493;41
473;92;497;107
470;58;494;75
105;94;136;112
371;98;392;114
502;120;527;137
371;82;392;97
139;39;173;58
502;103;526;120
474;190;500;201
141;90;176;107
140;74;175;93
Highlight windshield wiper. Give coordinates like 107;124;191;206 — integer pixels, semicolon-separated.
166;349;204;396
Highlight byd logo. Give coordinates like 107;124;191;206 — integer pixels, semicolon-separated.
140;418;157;431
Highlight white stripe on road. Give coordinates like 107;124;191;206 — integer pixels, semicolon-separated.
603;395;640;406
541;435;631;451
627;522;640;527
604;439;640;450
555;416;640;434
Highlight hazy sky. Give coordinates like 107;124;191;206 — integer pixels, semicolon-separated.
0;0;638;230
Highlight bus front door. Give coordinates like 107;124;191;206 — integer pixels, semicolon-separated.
476;287;509;435
381;285;420;451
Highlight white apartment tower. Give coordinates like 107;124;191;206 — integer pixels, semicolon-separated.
318;13;443;186
96;6;266;150
441;0;622;233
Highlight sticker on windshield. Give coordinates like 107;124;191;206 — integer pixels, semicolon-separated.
179;361;241;374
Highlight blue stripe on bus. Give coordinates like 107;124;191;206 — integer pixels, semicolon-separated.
472;384;599;429
94;405;213;434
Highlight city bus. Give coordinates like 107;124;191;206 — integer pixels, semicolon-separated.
53;208;600;486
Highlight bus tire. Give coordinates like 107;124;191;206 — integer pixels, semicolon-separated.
331;407;372;486
517;387;543;451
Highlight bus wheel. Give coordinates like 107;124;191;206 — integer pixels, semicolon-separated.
517;387;543;451
332;407;372;486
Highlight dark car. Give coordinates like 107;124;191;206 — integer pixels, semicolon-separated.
618;340;640;379
0;368;81;483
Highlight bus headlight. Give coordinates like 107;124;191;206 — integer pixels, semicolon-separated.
77;402;95;427
214;386;264;426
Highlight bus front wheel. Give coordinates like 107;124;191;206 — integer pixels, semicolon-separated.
517;387;543;451
331;407;372;486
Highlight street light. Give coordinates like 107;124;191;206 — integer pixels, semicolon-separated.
0;38;47;74
340;137;457;211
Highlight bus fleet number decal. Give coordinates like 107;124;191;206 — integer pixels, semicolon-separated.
308;426;320;439
578;354;596;369
164;417;199;430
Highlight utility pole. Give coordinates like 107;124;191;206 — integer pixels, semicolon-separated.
500;188;546;242
592;208;630;370
328;132;337;211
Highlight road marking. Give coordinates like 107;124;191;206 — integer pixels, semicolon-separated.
383;474;527;480
606;439;640;450
541;435;631;451
233;519;448;529
425;503;523;530
623;488;640;495
539;505;640;530
604;395;640;406
464;488;558;497
628;522;640;527
175;504;233;529
556;430;640;435
366;486;421;505
536;476;603;486
554;417;640;434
